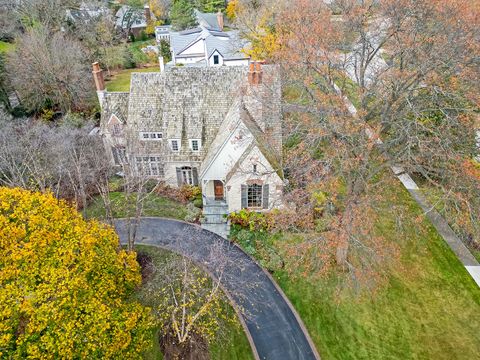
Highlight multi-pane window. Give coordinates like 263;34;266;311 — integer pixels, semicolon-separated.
135;156;164;176
247;184;263;208
191;140;199;151
181;166;194;185
170;139;180;151
139;132;163;140
213;55;220;65
189;139;201;152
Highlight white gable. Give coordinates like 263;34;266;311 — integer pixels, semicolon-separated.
201;121;253;181
178;38;205;56
107;113;122;125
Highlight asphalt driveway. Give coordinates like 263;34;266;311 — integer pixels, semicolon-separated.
114;217;319;360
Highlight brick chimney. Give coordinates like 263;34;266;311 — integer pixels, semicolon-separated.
92;62;105;92
217;10;224;31
248;61;263;85
144;5;151;23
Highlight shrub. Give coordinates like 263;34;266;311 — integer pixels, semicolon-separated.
193;198;203;208
184;202;201;223
155;184;201;204
179;185;201;202
228;209;275;232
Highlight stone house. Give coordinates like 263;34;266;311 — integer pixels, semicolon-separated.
93;62;283;228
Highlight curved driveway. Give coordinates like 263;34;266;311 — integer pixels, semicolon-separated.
114;217;319;360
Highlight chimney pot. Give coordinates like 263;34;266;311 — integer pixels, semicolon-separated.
248;61;255;85
217;10;224;31
248;61;263;85
144;5;151;23
92;62;105;92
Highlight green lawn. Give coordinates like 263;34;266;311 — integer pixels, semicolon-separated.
105;67;160;92
136;245;254;360
85;191;188;221
0;41;14;54
232;182;480;359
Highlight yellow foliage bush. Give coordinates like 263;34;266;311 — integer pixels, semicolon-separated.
0;188;154;359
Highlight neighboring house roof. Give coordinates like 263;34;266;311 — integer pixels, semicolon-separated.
155;25;172;35
194;9;222;31
115;5;148;29
170;26;248;61
66;3;109;23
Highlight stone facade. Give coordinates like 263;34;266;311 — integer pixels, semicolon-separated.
98;65;283;214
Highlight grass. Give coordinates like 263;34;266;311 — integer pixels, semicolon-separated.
85;191;188;221
0;41;15;54
233;181;480;359
105;67;160;92
136;245;254;360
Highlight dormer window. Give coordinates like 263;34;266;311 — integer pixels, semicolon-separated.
213;55;219;65
253;164;257;173
108;114;123;137
189;139;201;152
170;139;180;151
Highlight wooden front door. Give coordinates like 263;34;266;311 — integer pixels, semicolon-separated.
214;180;224;200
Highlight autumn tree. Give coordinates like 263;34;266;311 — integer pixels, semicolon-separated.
7;27;93;113
237;0;480;284
0;187;154;358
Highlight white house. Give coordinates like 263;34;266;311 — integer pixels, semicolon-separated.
93;62;283;234
169;26;249;67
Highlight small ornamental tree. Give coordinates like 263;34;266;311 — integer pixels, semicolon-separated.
0;188;154;359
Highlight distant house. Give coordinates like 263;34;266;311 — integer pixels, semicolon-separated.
155;25;172;42
115;5;154;37
92;62;283;224
66;2;109;24
169;26;249;67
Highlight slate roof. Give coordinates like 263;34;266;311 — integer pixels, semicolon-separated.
102;66;281;168
194;9;222;30
115;5;147;29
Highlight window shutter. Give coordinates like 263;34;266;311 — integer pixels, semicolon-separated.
192;167;199;186
241;185;247;209
262;184;269;209
176;167;182;187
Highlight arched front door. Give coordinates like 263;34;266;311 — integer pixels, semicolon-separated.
213;180;224;200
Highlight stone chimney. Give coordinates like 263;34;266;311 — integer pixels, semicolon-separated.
248;61;263;86
92;62;105;92
217;10;224;31
144;5;151;23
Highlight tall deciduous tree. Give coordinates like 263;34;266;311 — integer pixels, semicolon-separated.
237;0;480;283
7;27;92;113
0;187;154;358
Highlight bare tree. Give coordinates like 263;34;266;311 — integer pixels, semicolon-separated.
7;26;93;113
